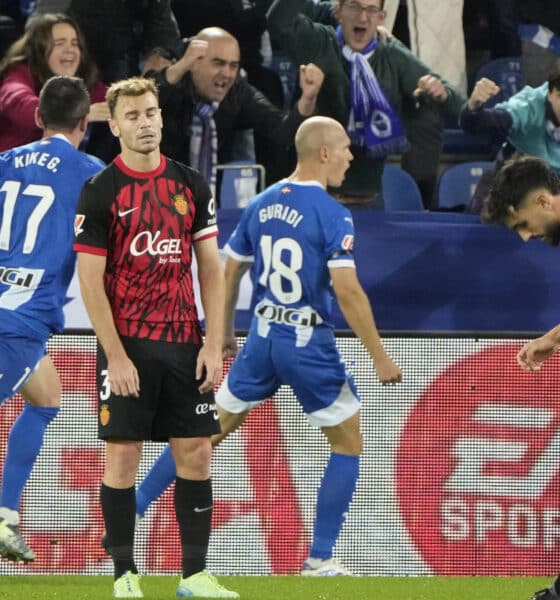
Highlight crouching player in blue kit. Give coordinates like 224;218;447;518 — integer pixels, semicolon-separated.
0;76;104;562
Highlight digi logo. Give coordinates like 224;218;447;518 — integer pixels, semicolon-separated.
396;343;560;575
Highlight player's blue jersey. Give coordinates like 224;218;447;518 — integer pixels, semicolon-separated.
0;136;104;339
225;180;355;345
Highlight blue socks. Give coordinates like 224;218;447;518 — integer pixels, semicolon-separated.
310;452;360;560
0;404;59;510
136;445;176;517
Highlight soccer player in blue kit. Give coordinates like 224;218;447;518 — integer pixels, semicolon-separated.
0;76;104;562
134;115;402;576
216;115;402;575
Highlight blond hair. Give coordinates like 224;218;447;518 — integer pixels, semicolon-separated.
106;77;159;117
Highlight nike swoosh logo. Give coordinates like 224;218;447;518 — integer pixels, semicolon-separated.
193;506;213;513
118;207;138;217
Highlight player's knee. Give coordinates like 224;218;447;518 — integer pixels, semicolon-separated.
104;441;143;486
20;366;61;408
330;432;363;456
23;390;60;408
346;436;363;456
172;437;212;479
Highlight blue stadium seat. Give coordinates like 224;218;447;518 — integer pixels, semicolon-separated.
436;161;493;211
381;165;424;212
217;161;266;209
441;128;493;155
267;51;297;109
474;57;522;107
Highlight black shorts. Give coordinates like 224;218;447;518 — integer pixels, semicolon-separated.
96;336;221;442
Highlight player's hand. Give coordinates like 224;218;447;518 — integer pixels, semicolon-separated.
88;101;111;122
107;354;140;397
299;63;325;100
413;74;448;102
516;336;559;371
222;334;239;360
467;77;500;110
196;344;222;393
374;354;402;384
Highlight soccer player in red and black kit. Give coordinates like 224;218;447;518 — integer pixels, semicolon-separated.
73;77;238;599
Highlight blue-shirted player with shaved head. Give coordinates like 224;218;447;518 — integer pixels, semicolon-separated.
214;115;402;575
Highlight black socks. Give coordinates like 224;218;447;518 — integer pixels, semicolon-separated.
175;477;213;578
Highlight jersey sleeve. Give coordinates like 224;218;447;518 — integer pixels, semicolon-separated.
73;176;110;256
324;204;356;269
189;168;218;242
224;203;256;262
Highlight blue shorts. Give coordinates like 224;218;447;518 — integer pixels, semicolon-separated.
216;332;360;427
0;333;46;405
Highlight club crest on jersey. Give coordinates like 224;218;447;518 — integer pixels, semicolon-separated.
74;214;85;236
173;194;188;215
99;404;110;426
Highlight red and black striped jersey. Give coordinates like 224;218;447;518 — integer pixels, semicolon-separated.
74;154;217;343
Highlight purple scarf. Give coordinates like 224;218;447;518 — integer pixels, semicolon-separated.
337;27;409;157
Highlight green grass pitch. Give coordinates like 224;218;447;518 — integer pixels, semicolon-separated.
0;576;549;599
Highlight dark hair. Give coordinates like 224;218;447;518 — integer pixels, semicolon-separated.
106;77;159;117
548;59;560;92
338;0;385;9
481;156;560;224
0;13;99;91
38;75;90;131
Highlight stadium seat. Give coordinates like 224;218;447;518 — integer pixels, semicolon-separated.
267;51;297;109
474;56;522;107
381;165;424;212
441;127;493;156
217;161;266;209
436;161;493;211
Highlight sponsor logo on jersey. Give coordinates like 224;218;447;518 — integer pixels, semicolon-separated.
0;266;42;289
256;301;323;328
74;214;85;237
173;194;188;216
341;235;354;251
195;402;218;419
208;196;216;216
129;230;182;257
